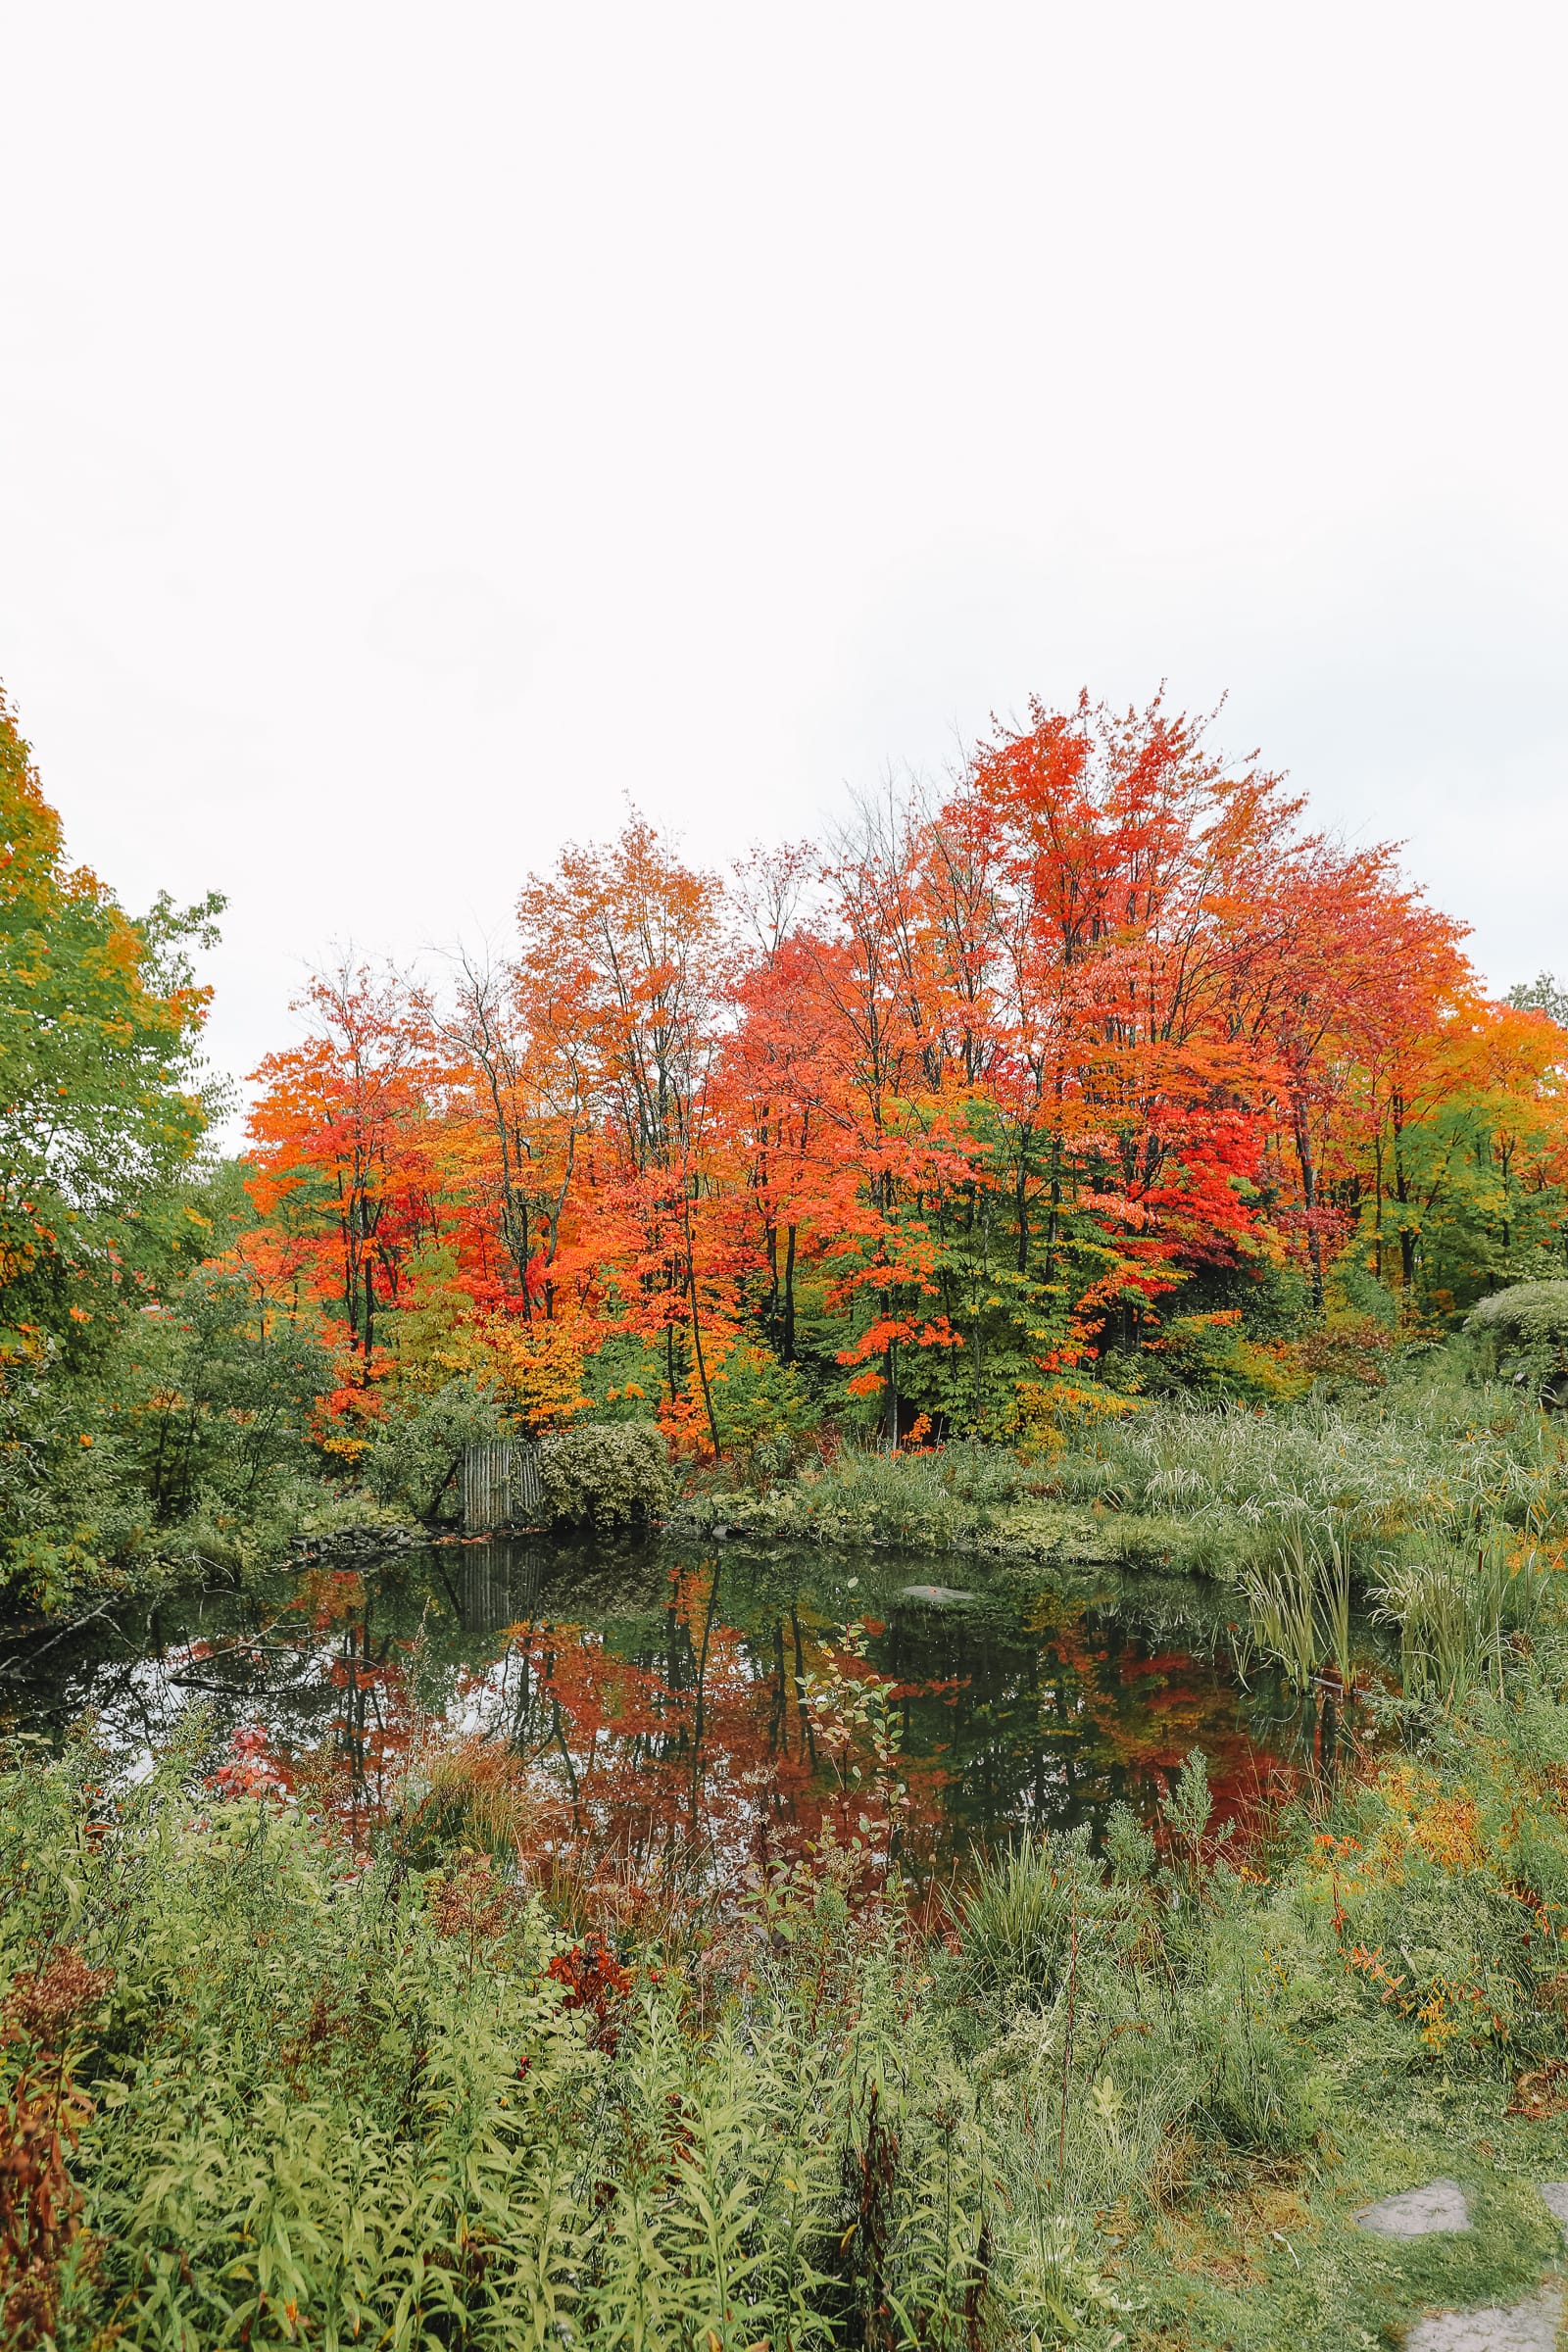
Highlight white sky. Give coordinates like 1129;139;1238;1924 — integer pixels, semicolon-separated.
3;3;1565;1130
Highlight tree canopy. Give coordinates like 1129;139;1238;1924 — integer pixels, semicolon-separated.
233;691;1568;1454
0;687;223;1360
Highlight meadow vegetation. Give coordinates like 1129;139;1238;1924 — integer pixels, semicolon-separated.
11;1629;1568;2347
682;1347;1568;1582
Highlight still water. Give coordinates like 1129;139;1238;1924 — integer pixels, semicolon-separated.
0;1539;1352;1870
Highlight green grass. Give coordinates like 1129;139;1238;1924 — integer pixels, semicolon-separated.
682;1362;1568;1593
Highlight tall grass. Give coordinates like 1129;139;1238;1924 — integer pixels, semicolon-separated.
1238;1523;1355;1691
685;1439;1030;1549
1046;1375;1568;1549
686;1362;1568;1573
1374;1532;1555;1705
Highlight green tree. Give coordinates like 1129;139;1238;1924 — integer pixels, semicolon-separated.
112;1264;334;1523
0;684;224;1358
1508;971;1568;1027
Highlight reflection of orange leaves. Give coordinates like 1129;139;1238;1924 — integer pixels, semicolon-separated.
325;1658;395;1693
1023;1608;1268;1837
1139;1687;1205;1718
207;1725;293;1801
298;1567;367;1627
1119;1651;1193;1683
475;1568;949;1883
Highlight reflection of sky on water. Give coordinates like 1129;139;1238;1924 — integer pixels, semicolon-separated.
0;1539;1354;1856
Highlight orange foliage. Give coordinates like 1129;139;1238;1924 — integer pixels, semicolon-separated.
231;694;1568;1445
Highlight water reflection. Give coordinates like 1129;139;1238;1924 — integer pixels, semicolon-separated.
424;1541;550;1636
0;1539;1369;1867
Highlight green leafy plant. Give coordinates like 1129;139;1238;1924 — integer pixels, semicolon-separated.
538;1420;675;1526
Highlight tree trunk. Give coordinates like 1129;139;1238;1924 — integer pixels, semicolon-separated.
1043;1139;1062;1284
782;1223;797;1364
1293;1102;1323;1313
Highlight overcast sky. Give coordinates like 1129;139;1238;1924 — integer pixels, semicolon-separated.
3;2;1565;1125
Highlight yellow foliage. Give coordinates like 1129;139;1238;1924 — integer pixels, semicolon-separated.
1230;1338;1313;1402
1013;1376;1140;1455
469;1312;587;1432
1356;1761;1487;1886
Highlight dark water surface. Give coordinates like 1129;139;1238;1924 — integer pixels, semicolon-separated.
0;1538;1352;1868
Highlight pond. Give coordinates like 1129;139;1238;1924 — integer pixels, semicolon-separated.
0;1538;1362;1879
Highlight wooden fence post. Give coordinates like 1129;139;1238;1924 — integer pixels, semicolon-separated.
462;1439;544;1531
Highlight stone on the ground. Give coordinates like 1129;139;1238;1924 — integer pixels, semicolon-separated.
1404;2287;1561;2352
1537;2180;1568;2231
1378;2183;1568;2349
1353;2179;1472;2235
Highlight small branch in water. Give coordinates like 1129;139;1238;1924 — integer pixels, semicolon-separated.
0;1603;120;1678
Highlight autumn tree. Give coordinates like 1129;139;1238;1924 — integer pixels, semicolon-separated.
514;816;735;1450
247;959;438;1366
232;687;1568;1467
418;943;586;1317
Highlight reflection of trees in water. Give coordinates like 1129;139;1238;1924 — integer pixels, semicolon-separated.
4;1540;1330;1875
476;1564;908;1883
875;1600;1283;1853
423;1542;549;1636
469;1566;1307;1883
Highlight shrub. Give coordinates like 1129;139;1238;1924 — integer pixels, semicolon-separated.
1467;1279;1568;1348
939;1441;1027;1507
0;1266;339;1612
706;1343;819;1479
538;1420;674;1525
367;1371;508;1524
1467;1280;1568;1404
952;1829;1129;2013
1298;1314;1397;1392
1135;1311;1312;1404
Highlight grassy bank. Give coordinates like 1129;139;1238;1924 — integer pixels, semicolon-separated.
10;1640;1568;2346
677;1363;1568;1578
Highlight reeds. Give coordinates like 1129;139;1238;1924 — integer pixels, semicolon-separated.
1046;1377;1568;1550
1374;1530;1554;1706
1238;1521;1355;1693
